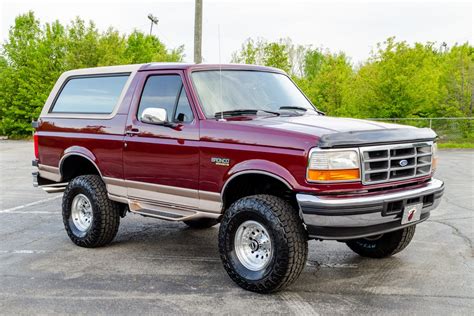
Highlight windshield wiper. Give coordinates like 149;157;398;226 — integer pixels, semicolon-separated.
214;109;280;119
279;106;325;115
279;106;308;112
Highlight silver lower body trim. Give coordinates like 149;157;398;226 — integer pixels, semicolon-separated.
38;164;61;182
297;178;444;240
103;177;223;221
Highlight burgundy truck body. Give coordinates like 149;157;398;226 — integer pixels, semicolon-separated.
33;63;444;292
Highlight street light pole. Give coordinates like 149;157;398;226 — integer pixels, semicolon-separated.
194;0;203;63
148;14;159;36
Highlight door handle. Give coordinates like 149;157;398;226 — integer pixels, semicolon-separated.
126;128;140;136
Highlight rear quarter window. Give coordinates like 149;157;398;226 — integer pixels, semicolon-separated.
51;75;129;114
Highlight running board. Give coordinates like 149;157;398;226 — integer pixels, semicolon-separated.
40;182;68;193
128;200;220;222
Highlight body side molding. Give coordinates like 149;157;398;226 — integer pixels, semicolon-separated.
103;177;223;215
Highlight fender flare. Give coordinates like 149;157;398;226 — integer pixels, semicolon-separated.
59;146;102;180
221;159;297;198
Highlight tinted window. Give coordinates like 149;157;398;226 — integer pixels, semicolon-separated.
52;75;129;113
138;75;193;123
191;70;315;118
174;87;194;122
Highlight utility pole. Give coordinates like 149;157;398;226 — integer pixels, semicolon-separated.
148;14;159;36
194;0;203;63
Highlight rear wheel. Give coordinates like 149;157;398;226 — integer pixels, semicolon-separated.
62;175;121;248
183;218;219;229
345;226;416;258
218;194;308;293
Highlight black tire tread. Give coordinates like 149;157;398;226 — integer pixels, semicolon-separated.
392;225;416;255
346;225;416;258
62;175;120;248
219;194;308;293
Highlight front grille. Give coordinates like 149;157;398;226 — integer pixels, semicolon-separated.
360;142;433;185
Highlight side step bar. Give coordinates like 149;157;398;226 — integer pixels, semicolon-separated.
128;199;220;222
132;208;188;220
33;171;67;193
41;183;68;193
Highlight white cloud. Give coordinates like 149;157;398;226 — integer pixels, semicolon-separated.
1;0;472;64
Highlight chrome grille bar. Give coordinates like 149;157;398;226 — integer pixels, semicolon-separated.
360;142;433;185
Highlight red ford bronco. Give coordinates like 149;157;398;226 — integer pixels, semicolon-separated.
33;63;444;293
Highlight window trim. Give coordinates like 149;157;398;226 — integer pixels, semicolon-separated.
39;64;142;120
49;73;131;116
189;69;318;119
137;73;195;126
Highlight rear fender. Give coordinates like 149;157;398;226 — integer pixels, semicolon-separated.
59;146;101;179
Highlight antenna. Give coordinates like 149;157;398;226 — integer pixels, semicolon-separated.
218;24;224;121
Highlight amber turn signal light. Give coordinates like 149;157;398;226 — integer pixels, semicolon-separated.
307;169;360;182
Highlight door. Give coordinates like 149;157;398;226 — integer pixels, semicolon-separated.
123;70;200;209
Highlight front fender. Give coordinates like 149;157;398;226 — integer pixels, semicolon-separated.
223;159;298;192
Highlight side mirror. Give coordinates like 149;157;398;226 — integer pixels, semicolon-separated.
141;108;167;124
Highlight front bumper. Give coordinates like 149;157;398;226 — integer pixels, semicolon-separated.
297;178;444;240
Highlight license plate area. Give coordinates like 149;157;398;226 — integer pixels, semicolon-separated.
401;203;423;225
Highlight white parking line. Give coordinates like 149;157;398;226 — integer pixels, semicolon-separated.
0;250;47;254
0;196;61;214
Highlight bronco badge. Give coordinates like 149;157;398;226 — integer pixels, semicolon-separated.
211;157;230;166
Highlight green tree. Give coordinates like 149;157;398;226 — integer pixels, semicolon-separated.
124;31;183;63
231;38;300;75
262;42;291;73
97;28;128;66
0;12;47;136
0;11;185;136
65;18;100;69
296;52;353;115
440;44;473;118
303;48;325;79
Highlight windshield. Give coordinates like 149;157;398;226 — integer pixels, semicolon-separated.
191;70;316;118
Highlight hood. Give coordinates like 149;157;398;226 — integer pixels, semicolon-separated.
227;113;436;148
229;113;413;134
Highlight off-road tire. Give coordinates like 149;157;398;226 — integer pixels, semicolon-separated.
346;225;416;258
218;194;308;293
183;218;219;229
62;175;121;248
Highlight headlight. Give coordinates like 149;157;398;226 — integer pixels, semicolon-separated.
307;149;360;182
432;143;438;172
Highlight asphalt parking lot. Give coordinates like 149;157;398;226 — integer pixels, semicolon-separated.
0;140;472;315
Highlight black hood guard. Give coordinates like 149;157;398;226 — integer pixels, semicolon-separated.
317;128;437;148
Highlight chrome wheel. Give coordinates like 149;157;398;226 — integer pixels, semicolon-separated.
71;194;93;232
234;220;273;271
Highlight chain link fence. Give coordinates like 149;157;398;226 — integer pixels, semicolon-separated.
368;117;474;144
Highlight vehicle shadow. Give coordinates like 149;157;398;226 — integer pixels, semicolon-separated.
111;217;409;295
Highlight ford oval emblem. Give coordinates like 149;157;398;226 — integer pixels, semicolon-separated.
399;159;408;167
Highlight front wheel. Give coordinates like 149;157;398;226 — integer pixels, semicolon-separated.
218;194;308;293
345;226;416;258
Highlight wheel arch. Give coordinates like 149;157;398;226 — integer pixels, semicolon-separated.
221;161;298;210
59;148;102;182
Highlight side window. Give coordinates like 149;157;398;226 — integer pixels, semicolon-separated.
51;75;129;114
138;75;194;123
174;87;194;123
